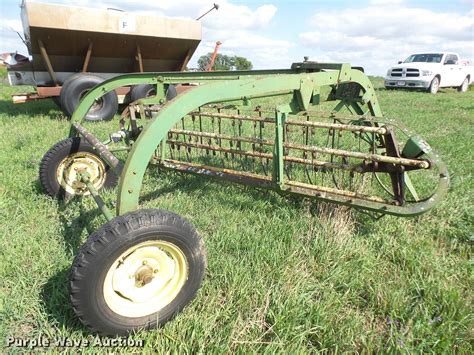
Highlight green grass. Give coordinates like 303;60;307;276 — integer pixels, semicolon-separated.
0;75;472;352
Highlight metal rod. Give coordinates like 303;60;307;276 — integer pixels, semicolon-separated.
168;128;429;169
274;111;285;185
191;111;387;134
285;180;392;204
136;44;144;72
190;110;272;123
167;139;365;172
169;128;267;145
207;41;222;71
38;39;58;85
285;118;387;134
79;172;114;221
72;123;123;175
178;48;192;71
82;41;93;72
161;159;394;206
196;3;219;20
167;139;271;160
285;142;430;168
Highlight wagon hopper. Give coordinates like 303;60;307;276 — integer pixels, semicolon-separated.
7;0;201;120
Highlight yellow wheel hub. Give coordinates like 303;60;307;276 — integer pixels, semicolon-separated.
56;152;106;195
103;240;188;318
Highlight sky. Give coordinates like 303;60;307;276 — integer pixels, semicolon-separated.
0;0;473;75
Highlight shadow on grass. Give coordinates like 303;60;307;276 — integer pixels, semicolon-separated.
142;168;299;210
40;166;377;334
40;200;102;334
0;98;67;119
41;268;88;334
59;202;102;253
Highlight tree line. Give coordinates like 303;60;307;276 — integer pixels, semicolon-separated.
197;53;253;71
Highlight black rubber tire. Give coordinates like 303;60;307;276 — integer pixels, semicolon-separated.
129;84;177;102
129;84;156;102
70;208;207;335
39;137;117;199
166;85;178;101
60;73;118;121
428;76;440;94
51;96;62;109
457;77;469;92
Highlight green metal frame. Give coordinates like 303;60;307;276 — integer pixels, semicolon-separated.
68;63;449;218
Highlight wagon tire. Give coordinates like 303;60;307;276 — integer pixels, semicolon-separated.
129;84;177;102
60;73;118;121
428;76;440;94
39;137;117;199
457;77;469;93
70;208;206;335
129;84;156;102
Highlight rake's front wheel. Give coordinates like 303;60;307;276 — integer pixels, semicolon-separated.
70;209;206;335
39;137;117;199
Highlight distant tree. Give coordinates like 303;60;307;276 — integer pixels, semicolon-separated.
198;53;231;71
197;53;253;71
233;56;253;70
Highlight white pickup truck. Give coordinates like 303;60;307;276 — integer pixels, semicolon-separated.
385;52;473;94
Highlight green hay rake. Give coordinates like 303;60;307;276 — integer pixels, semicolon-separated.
39;61;449;335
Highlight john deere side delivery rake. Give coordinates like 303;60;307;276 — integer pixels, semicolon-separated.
39;62;449;335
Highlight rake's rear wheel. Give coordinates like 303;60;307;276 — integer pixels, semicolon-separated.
39;137;117;199
70;208;206;335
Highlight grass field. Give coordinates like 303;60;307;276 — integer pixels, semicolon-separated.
0;68;472;352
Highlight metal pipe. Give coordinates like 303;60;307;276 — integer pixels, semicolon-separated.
82;41;93;72
196;3;219;20
190;111;387;134
72;123;123;175
38;39;59;85
285;142;430;169
161;159;392;205
167;128;429;169
167;139;364;172
78;172;114;221
207;41;222;71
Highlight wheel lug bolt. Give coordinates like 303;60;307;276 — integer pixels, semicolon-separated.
142;260;148;265
153;269;159;273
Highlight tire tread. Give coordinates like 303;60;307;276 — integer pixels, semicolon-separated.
70;209;206;335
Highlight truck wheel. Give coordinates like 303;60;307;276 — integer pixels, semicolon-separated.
428;76;440;94
129;84;177;102
60;73;118;121
457;77;469;93
39;137;117;199
70;208;206;335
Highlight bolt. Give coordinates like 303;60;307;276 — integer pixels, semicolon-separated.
142;260;148;265
153;268;159;273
